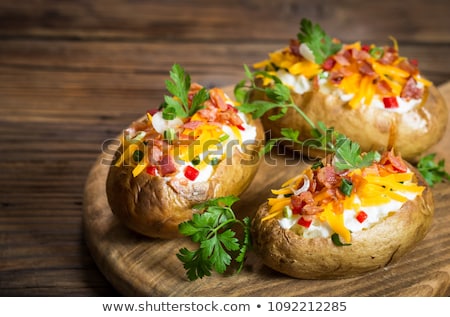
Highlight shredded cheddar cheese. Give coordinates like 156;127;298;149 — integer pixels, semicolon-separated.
264;160;425;244
254;36;431;110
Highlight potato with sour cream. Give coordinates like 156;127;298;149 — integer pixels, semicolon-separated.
106;65;264;239
250;19;447;161
251;149;434;279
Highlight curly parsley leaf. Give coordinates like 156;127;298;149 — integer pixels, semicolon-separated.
297;18;342;64
417;153;450;187
162;64;209;119
177;196;251;281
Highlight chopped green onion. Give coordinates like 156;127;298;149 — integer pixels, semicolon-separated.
127;131;146;144
133;150;144;163
311;161;324;170
318;71;329;80
339;178;353;196
218;134;230;142
191;156;201;166
162;107;176;120
369;47;384;59
331;233;351;247
282;206;293;218
163;128;176;142
209;157;220;166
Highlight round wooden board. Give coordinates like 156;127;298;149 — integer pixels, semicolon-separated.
83;83;450;297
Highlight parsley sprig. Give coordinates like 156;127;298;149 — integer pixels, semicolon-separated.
162;64;209;119
177;196;251;281
297;18;342;64
417;153;450;187
235;66;380;171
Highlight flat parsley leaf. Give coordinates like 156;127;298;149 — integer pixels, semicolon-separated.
177;196;251;281
334;136;380;170
417;153;450;187
297;18;342;64
162;64;209;119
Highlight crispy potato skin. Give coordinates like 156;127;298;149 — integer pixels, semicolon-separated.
256;84;447;162
251;165;434;279
106;118;264;239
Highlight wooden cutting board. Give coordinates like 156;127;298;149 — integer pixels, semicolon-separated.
83;82;450;296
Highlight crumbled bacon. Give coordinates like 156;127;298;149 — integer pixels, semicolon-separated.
316;165;341;189
378;47;398;64
397;59;419;75
291;191;322;215
289;39;301;56
400;77;423;100
379;149;407;173
195;86;243;126
358;60;375;76
375;79;393;95
159;155;177;176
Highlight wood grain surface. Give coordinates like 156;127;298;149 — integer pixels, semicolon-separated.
83;83;450;297
1;0;449;296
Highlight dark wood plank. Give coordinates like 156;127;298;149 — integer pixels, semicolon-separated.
0;0;449;43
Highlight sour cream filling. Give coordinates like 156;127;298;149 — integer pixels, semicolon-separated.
278;189;419;239
276;70;424;114
170;111;257;183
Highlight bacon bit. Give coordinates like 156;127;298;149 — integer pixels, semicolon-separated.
195;89;244;127
188;83;204;100
401;77;423;100
316;165;341;189
183;120;204;130
209;88;228;111
379;149;408;173
378;47;398;64
149;145;163;164
358;60;375;76
289;39;301;56
159;155;177;176
375;79;393;95
291;191;323;216
333;54;350;66
397;60;419;75
322;57;336;71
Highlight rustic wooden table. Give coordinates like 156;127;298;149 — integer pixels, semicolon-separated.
1;0;449;296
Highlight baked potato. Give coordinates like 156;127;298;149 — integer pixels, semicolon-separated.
249;19;447;161
106;66;264;239
251;149;434;279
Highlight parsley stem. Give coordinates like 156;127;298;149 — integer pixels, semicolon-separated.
205;208;238;240
288;98;316;130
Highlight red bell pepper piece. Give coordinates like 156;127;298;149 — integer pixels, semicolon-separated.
184;165;200;181
146;165;158;176
356;210;368;223
297;217;312;228
382;96;399;109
